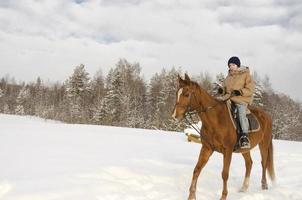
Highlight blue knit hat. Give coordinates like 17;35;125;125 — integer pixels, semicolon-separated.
228;56;241;67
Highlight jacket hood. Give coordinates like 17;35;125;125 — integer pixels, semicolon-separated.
228;66;250;75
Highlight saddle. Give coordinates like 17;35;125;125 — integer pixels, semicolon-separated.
226;100;260;133
226;100;260;151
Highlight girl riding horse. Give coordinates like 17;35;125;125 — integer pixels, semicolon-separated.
217;56;255;149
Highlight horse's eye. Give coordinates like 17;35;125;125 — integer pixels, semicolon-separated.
183;93;190;97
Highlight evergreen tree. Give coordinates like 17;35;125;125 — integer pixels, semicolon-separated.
65;64;91;123
92;95;110;125
253;71;264;107
15;85;30;115
0;88;3;98
195;71;213;92
102;67;123;126
146;73;161;128
91;69;105;105
3;103;10;114
213;72;225;95
147;67;181;131
150;70;166;129
127;78;147;128
0;88;4;112
161;68;181;130
15;105;25;115
262;75;273;94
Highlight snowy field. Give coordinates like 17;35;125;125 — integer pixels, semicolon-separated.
0;114;302;200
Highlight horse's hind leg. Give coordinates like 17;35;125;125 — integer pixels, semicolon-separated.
259;141;268;190
239;152;253;192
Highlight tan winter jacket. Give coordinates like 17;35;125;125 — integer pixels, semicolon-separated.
221;66;255;105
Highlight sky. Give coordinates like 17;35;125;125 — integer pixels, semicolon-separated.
0;0;301;100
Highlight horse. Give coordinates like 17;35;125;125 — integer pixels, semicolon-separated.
172;74;275;200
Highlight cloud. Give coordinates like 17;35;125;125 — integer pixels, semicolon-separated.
0;0;301;100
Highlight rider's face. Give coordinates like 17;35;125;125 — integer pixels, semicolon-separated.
228;63;239;71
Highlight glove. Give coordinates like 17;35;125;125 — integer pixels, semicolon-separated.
231;90;241;96
217;87;224;94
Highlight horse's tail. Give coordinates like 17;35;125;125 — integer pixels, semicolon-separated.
267;138;275;182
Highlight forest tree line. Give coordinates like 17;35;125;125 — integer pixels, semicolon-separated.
0;58;301;141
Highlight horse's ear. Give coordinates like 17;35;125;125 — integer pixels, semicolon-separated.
178;74;183;82
178;74;186;87
185;73;191;82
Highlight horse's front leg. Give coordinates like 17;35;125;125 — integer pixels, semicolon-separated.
220;149;233;200
188;145;213;200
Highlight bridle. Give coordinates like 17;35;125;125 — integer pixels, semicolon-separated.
174;88;220;150
174;86;236;151
175;88;219;149
175;89;219;116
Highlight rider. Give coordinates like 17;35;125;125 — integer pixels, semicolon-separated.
218;56;255;149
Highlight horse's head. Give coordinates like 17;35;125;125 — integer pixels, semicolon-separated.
172;73;200;121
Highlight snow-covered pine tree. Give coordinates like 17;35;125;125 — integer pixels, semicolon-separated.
0;88;3;98
91;70;105;106
15;105;25;115
92;93;111;125
105;59;147;128
115;59;136;126
15;85;30;115
161;67;182;131
195;71;213;92
262;75;273;95
146;67;182;131
0;88;4;113
146;72;163;129
65;64;91;123
272;95;302;140
110;68;123;125
3;103;10;114
212;72;225;96
34;77;43;115
101;67;124;126
253;71;264;107
127;78;147;128
154;69;167;129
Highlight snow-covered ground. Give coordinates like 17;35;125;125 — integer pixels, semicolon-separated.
0;114;302;200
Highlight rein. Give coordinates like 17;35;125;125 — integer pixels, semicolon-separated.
185;91;219;115
181;91;231;150
182;92;219;150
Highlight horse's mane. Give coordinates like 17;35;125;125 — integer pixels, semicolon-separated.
188;80;209;95
189;80;201;88
188;80;221;103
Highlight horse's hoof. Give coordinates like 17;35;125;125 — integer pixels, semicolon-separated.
239;187;248;193
262;184;268;190
220;195;227;200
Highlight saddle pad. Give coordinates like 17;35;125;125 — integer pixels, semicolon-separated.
226;100;261;133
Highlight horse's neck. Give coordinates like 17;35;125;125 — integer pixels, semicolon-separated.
195;87;222;127
195;87;216;109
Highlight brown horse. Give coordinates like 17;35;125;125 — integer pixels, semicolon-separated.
172;74;275;200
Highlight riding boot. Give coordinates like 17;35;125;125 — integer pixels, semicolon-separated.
239;133;250;149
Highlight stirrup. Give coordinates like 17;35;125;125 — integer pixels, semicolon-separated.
239;136;251;149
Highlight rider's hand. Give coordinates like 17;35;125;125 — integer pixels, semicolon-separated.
217;87;224;94
231;90;241;96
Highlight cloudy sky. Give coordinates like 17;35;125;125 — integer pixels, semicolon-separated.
0;0;301;100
